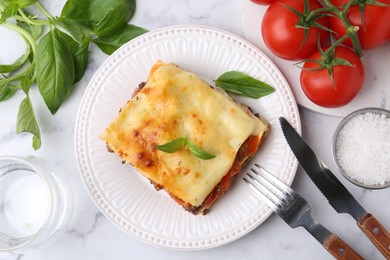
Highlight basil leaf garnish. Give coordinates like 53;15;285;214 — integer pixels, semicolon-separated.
155;137;186;153
214;71;275;99
156;137;216;160
186;141;216;160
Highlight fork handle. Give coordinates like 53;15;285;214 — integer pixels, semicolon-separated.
323;234;364;260
358;213;390;259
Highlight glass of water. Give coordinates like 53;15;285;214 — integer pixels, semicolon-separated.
0;156;73;252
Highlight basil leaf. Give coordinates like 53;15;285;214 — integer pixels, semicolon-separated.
16;96;41;150
35;29;75;114
0;80;19;101
54;18;89;43
20;68;34;94
0;0;38;23
93;1;135;36
15;0;38;8
156;137;216;160
0;46;30;73
0;3;19;23
93;24;148;55
155;137;186;153
17;20;43;40
55;30;89;83
186;141;216;160
70;36;89;83
60;0;92;28
214;71;275;99
61;0;136;37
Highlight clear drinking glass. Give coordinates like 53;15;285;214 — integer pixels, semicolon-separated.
0;156;73;252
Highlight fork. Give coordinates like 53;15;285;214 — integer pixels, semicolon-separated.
243;164;364;260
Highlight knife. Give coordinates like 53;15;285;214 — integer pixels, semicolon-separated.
279;117;390;258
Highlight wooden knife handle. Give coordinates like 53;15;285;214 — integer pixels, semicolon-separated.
358;213;390;259
323;234;364;260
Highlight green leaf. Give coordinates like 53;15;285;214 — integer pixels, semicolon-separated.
155;137;186;153
186;141;216;160
0;3;19;23
20;68;34;93
61;0;136;37
214;71;275;99
35;29;75;114
15;0;38;8
17;20;43;40
156;137;216;160
60;0;92;30
55;30;90;83
0;46;30;73
16;96;41;150
94;24;148;55
0;80;19;101
53;18;89;43
92;2;135;36
0;0;38;23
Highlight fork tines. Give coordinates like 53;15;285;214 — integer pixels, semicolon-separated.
243;164;294;211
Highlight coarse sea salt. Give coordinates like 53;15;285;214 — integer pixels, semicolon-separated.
335;112;390;186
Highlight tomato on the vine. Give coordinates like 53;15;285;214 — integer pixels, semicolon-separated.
300;46;365;108
329;0;390;50
261;0;330;61
250;0;276;5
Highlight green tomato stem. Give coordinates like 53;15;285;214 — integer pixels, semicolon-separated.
322;0;338;10
323;0;363;56
325;26;358;55
305;7;333;23
342;0;356;15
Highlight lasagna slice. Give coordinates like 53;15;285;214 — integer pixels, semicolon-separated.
100;60;269;215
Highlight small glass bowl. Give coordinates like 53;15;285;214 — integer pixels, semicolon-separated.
0;156;73;252
332;107;390;189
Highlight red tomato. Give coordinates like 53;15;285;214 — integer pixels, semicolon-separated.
261;0;330;61
300;46;365;108
329;0;390;50
250;0;276;5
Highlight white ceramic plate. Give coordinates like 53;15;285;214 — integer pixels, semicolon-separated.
75;25;301;250
241;0;390;117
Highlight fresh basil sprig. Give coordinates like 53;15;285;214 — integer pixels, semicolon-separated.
156;137;216;160
0;0;147;149
214;71;275;99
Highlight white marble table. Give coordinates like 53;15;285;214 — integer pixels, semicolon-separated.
0;0;389;259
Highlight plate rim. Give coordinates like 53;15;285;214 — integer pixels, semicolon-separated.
74;24;301;251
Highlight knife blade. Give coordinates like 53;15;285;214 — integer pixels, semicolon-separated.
279;117;390;258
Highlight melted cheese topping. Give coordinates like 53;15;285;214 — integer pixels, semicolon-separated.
101;61;268;207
